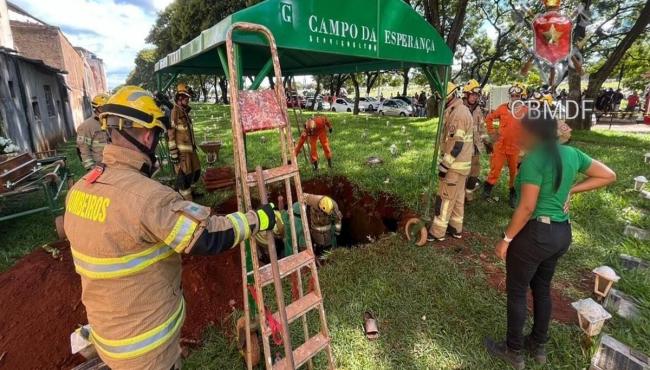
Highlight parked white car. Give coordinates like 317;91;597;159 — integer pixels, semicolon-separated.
378;99;414;116
330;98;353;112
358;97;379;112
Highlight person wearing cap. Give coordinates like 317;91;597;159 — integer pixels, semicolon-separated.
428;82;474;242
168;83;201;200
462;79;486;198
484;83;528;208
484;110;615;369
63;86;276;370
77;93;110;170
294;115;333;171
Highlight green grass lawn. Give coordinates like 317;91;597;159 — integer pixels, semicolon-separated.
184;104;650;369
1;103;648;368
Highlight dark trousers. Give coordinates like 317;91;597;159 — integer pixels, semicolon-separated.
506;219;572;351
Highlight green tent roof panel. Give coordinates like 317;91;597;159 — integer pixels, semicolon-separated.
155;0;453;76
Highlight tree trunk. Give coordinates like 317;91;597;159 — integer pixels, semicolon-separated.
401;68;410;96
365;71;380;96
351;74;360;115
312;75;321;111
213;75;219;103
570;0;650;130
219;77;228;104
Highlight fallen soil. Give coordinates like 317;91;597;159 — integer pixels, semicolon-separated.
0;176;590;369
0;176;404;370
0;242;242;370
435;232;591;324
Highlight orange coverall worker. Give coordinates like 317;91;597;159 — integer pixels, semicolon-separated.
429;97;474;239
484;102;527;188
64;144;273;370
294;116;332;169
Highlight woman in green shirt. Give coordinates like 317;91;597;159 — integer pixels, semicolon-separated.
484;112;616;369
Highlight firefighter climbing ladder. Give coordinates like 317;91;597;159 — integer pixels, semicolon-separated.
226;22;335;370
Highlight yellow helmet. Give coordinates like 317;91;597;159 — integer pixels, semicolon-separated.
463;79;481;94
446;82;458;98
176;82;191;98
541;94;554;105
91;93;110;109
318;196;334;215
99;86;167;131
508;83;526;96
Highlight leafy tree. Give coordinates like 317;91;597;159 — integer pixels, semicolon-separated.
125;48;158;91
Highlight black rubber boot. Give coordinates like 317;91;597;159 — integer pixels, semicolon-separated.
327;158;332;168
427;232;445;242
446;226;462;239
466;176;480;191
313;161;319;171
484;337;525;370
524;335;547;364
509;187;517;208
482;182;494;199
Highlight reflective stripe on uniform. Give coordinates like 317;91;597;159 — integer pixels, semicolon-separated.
226;212;250;247
90;298;185;360
167;141;177;150
450;161;471;170
442;153;455;165
177;144;194;152
71;243;175;279
175;125;188;131
164;215;199;253
312;224;331;232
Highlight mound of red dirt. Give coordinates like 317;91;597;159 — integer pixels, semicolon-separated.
0;242;243;370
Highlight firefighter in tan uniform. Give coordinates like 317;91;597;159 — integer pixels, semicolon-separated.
77;93;110;170
462;80;487;199
63;86;276;370
168;83;201;200
428;82;474;242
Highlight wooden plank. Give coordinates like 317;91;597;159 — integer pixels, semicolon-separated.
273;292;321;325
273;333;329;370
257;250;313;287
246;165;297;186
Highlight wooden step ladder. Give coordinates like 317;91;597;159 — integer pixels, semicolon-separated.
226;22;335;370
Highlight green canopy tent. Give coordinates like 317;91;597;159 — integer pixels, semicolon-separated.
154;0;453;228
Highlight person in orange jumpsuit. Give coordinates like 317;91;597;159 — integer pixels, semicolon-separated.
294;115;332;170
483;83;528;208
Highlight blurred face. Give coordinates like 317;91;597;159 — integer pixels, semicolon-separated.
180;96;190;106
510;93;522;102
518;125;538;151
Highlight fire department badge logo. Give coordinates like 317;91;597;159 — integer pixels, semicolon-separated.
532;11;572;65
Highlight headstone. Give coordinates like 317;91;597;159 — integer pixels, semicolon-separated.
619;254;650;271
604;288;640;320
590;334;649;370
624;225;650;241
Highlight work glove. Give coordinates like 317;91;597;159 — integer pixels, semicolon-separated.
169;148;180;164
438;163;449;178
256;203;276;232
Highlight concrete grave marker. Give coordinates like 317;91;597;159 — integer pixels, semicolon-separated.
624;225;650;241
619;254;649;271
590;334;649;370
604;288;640;320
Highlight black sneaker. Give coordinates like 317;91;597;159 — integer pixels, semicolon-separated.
427;232;445;242
484;337;525;370
446;227;462;239
524;335;547;364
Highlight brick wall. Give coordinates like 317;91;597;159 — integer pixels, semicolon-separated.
10;21;64;70
10;21;90;128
